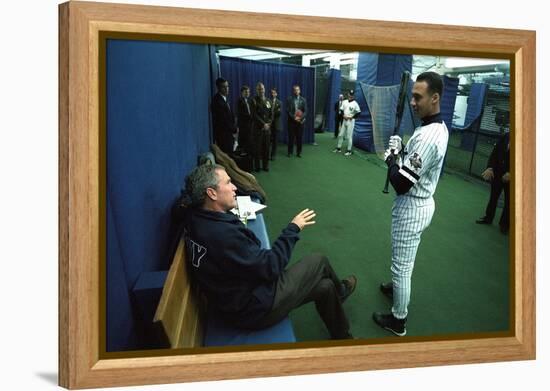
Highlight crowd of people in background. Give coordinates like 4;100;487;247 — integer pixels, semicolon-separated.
211;77;307;173
211;76;370;171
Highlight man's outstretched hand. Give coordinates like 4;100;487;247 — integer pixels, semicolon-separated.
291;209;316;230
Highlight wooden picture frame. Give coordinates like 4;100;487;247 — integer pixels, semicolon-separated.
58;1;536;388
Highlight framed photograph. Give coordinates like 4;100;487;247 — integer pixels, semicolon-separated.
59;1;535;389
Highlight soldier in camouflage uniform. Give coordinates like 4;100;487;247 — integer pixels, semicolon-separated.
251;82;272;172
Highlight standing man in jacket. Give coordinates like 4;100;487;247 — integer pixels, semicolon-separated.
286;84;307;158
211;77;237;154
236;85;253;156
475;131;510;234
334;94;344;138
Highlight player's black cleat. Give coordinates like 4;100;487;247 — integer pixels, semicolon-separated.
372;312;407;336
380;282;393;300
340;275;357;303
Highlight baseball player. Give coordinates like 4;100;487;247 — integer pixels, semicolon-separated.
373;71;449;336
333;90;361;156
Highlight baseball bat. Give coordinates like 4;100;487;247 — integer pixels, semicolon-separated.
383;71;411;194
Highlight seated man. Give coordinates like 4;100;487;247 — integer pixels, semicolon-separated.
182;164;357;340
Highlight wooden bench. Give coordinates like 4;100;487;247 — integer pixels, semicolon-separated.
153;236;204;348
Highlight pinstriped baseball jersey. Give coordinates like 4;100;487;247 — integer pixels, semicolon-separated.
389;113;449;321
400;120;449;199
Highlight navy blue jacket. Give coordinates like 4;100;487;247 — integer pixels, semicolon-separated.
183;207;300;328
211;92;237;153
286;95;307;122
487;131;510;176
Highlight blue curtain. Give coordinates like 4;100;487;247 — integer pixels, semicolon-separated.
219;56;316;144
106;39;214;351
353;53;413;151
324;68;341;133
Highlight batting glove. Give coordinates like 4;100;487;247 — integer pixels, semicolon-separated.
388;135;403;153
384;148;400;166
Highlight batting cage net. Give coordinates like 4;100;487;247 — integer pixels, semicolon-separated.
360;82;401;160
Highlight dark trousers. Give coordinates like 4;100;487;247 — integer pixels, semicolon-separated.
256;253;351;339
270;126;279;159
287;120;304;156
215;132;234;155
252;128;271;171
238;123;252;156
334;117;343;138
485;177;510;229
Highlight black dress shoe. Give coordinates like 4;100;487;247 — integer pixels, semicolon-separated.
297;154;302;158
500;225;509;234
339;275;357;303
476;217;492;224
263;167;269;172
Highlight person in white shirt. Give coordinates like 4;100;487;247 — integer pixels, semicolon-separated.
333;90;361;156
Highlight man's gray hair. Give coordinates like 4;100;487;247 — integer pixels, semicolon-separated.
185;164;225;206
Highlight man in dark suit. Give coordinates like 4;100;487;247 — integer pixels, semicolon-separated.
269;87;282;160
334;94;344;138
286;84;307;157
211;77;237;154
236;85;253;156
476;131;510;234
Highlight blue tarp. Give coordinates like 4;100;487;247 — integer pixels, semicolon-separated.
324;68;341;133
457;82;489;151
441;75;460;131
219;56;316;145
106;39;214;351
439;76;460;176
464;83;488;128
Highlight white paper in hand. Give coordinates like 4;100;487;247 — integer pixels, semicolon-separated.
231;196;267;220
